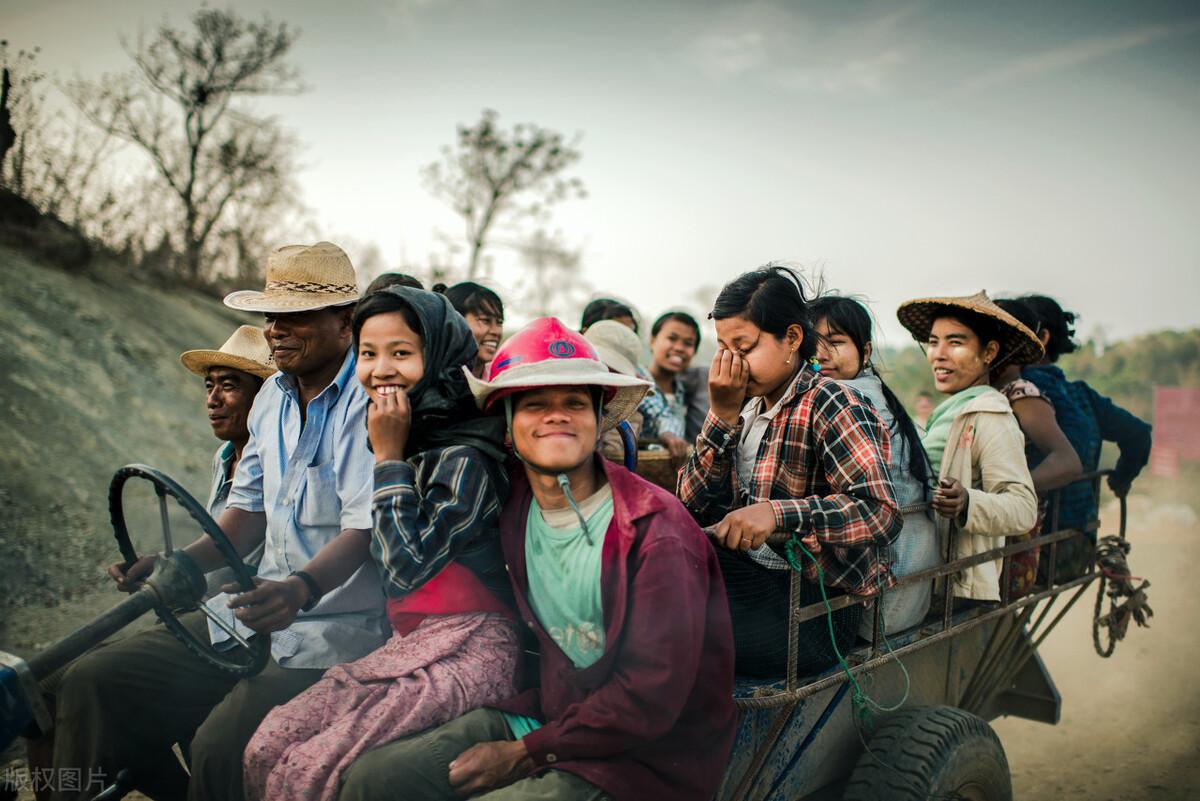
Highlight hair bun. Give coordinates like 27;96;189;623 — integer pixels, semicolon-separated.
432;282;448;294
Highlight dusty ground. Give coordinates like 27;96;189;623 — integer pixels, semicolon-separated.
993;492;1200;801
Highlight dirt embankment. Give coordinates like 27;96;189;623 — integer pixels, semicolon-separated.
0;244;257;650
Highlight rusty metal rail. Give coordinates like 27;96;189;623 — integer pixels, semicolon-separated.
733;470;1121;711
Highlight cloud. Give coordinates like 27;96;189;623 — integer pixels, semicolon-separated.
691;31;767;77
775;48;908;94
954;19;1200;96
683;2;922;95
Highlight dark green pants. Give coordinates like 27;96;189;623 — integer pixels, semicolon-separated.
41;611;323;801
338;708;609;801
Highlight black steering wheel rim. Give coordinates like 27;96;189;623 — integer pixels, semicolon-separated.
108;463;269;677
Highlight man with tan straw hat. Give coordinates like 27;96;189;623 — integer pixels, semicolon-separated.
338;318;736;801
45;242;387;801
180;326;276;515
179;325;276;595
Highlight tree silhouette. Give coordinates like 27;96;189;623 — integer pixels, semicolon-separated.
423;109;585;280
67;10;302;282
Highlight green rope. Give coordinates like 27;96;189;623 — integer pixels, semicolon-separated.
783;533;911;726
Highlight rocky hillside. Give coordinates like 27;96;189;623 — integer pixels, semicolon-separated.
0;242;260;649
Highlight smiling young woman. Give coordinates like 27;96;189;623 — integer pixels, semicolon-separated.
639;310;704;459
435;281;506;378
897;291;1040;602
809;295;938;636
243;286;518;801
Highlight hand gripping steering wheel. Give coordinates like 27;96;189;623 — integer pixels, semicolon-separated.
108;464;270;676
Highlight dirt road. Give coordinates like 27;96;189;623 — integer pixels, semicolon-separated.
994;496;1200;800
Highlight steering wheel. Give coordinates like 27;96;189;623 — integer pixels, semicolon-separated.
108;464;269;677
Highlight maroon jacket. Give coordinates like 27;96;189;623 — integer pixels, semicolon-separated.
494;457;736;801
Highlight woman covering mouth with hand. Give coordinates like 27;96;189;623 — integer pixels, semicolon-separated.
678;266;901;678
898;291;1039;602
243;286;518;801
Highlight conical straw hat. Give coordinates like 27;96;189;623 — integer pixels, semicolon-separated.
897;290;1044;366
224;241;360;313
180;325;276;379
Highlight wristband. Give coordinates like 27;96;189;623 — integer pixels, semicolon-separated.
290;570;322;612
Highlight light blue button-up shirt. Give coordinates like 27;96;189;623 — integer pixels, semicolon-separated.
205;348;387;668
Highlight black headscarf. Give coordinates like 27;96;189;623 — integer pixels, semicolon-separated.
353;286;507;463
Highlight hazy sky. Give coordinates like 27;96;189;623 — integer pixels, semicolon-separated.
6;0;1199;346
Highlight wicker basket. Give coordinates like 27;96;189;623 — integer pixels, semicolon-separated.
635;449;688;492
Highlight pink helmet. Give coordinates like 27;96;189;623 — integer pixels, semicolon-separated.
464;317;649;432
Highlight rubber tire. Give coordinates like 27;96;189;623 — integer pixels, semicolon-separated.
842;705;1012;801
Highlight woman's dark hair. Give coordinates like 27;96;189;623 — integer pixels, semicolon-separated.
709;265;817;361
1016;294;1077;362
580;298;638;333
364;272;424;295
809;294;930;489
994;298;1040;335
433;281;504;322
352;290;423;346
931;307;1005;364
650;310;701;346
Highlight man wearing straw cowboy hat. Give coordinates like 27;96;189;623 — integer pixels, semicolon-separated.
44;242;387;801
180;325;276;523
179;325;276;595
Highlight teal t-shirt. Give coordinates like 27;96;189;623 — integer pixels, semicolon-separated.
502;484;614;740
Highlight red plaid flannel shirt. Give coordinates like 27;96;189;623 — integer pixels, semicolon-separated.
677;370;901;595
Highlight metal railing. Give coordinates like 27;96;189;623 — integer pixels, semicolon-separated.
734;469;1121;709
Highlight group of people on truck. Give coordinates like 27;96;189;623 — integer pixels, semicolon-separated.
29;242;1152;801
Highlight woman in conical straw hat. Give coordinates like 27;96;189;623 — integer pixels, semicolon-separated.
897;290;1039;601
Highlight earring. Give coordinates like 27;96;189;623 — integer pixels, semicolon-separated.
809;356;821;373
785;355;792;365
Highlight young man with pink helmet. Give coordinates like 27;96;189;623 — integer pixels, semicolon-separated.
338;317;736;801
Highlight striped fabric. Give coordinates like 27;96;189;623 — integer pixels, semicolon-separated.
371;445;503;597
677;369;902;595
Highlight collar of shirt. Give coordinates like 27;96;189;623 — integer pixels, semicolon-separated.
272;347;357;410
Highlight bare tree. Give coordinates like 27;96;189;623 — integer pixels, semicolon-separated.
216;148;307;287
1;67;16;180
66;10;303;282
0;42;135;239
514;228;589;319
423;109;585;280
0;43;44;196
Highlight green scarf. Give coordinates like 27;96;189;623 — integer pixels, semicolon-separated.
921;384;991;476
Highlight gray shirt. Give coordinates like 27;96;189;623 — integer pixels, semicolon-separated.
203;441;264;598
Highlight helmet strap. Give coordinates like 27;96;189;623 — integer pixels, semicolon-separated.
504;394;602;546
